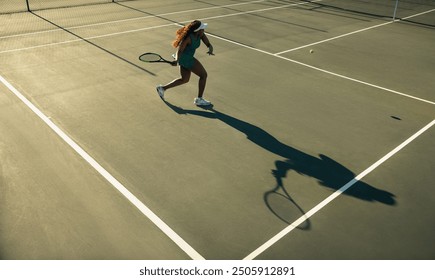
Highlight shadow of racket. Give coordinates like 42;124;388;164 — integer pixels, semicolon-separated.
264;161;311;230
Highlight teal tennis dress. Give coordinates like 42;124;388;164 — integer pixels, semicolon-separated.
178;33;201;70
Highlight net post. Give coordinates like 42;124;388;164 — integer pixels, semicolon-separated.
393;0;400;20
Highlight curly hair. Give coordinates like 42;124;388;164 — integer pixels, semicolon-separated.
172;20;202;48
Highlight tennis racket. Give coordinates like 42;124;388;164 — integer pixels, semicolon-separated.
139;52;173;65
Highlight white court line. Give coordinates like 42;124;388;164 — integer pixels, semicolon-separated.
0;23;180;55
205;32;435;105
0;0;268;40
2;0;433;261
190;0;323;24
2;0;433;106
275;20;394;54
0;74;205;260
245;119;435;260
275;54;435;105
68;0;268;30
276;8;435;54
0;0;321;54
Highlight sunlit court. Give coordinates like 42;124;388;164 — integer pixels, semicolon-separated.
1;0;434;262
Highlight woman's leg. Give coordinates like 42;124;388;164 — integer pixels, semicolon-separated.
190;58;208;98
162;66;191;91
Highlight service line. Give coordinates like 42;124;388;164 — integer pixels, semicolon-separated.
0;0;321;54
0;0;268;40
275;8;435;54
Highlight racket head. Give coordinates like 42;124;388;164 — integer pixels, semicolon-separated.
139;52;164;63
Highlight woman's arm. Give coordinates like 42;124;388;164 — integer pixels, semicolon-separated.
201;34;214;55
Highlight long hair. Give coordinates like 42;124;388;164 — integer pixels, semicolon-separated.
172;20;202;48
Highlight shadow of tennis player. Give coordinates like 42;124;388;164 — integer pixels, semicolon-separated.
164;101;396;225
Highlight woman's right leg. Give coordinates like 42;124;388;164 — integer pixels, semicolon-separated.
163;66;191;91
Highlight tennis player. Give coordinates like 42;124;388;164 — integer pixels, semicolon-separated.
156;20;214;106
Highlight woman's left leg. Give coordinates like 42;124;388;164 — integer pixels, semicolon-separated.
190;58;208;98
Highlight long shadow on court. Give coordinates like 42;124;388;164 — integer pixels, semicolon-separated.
29;11;156;76
164;101;396;227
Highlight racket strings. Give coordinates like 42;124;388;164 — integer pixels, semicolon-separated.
139;53;161;62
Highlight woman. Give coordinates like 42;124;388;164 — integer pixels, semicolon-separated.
156;20;214;106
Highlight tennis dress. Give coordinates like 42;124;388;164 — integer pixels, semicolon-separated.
178;33;201;70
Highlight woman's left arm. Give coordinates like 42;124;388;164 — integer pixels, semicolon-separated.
201;34;214;55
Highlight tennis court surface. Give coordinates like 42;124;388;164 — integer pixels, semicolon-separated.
1;0;434;260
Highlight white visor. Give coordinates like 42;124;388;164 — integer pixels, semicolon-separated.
194;22;207;32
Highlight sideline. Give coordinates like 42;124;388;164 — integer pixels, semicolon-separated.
245;119;435;259
0;74;205;260
205;32;435;106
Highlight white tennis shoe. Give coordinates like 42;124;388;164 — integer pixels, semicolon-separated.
156;85;165;99
194;97;211;106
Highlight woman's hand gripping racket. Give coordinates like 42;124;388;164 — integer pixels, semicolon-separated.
139;52;177;66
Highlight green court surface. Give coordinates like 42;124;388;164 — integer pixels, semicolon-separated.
0;0;434;260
